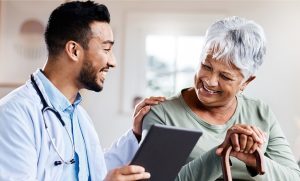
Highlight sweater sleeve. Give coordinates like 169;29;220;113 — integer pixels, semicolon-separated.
252;109;300;180
175;146;223;181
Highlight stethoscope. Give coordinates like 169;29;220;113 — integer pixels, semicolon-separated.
30;74;75;166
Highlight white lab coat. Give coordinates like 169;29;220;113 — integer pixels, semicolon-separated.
0;71;139;180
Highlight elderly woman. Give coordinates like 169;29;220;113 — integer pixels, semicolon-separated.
142;16;300;180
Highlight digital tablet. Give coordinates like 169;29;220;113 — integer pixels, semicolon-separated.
130;124;202;181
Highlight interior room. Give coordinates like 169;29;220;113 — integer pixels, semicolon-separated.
0;0;299;164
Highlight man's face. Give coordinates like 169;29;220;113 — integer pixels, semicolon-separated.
78;22;116;92
194;53;246;107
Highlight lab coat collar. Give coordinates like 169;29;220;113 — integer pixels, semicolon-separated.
35;69;82;113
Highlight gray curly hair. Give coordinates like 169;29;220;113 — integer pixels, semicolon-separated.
201;16;266;79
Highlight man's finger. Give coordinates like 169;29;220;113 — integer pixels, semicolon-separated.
134;97;165;116
149;96;166;101
133;106;151;134
122;172;151;180
120;165;145;175
134;106;151;122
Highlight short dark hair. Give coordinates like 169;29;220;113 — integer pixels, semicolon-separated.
44;1;110;57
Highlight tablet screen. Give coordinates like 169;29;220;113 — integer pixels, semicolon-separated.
130;124;202;181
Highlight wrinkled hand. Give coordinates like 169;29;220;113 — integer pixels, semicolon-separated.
132;96;166;135
104;165;151;181
216;124;266;167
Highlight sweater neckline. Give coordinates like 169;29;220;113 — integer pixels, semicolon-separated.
177;89;241;132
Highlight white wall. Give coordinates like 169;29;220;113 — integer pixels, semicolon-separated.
1;0;299;160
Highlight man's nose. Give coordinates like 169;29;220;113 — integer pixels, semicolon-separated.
108;53;117;68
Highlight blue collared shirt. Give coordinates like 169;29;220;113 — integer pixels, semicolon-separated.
37;71;90;180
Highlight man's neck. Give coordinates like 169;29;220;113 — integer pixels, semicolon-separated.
43;63;79;104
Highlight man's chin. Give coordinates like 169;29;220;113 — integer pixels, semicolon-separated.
92;86;103;92
94;87;103;92
85;84;103;92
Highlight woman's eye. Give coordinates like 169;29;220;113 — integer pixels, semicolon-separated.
202;64;212;71
220;74;231;81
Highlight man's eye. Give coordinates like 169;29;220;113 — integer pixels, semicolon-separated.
104;49;110;53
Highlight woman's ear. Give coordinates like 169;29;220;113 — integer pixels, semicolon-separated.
241;76;256;91
65;41;82;62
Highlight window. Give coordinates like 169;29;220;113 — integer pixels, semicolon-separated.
145;35;204;97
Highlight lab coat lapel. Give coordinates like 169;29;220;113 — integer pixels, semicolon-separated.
77;110;107;180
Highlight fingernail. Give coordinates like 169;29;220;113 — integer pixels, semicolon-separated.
235;147;240;152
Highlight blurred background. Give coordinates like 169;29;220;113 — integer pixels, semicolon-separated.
0;0;299;161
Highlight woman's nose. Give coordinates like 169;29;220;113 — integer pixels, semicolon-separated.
206;74;218;87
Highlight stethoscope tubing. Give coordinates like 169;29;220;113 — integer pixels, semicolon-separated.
31;74;75;166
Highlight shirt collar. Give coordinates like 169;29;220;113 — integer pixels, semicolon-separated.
36;70;82;113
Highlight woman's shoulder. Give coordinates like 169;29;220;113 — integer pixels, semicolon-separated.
237;94;273;118
150;92;184;113
238;94;269;108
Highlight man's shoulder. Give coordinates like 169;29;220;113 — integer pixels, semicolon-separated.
0;83;38;113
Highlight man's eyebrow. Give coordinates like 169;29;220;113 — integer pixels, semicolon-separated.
103;40;114;45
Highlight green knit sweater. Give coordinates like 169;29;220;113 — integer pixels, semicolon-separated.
142;91;300;181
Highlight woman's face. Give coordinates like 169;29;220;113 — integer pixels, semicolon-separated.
194;54;250;107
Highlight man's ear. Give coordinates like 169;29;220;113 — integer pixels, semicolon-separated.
65;41;81;62
241;76;256;91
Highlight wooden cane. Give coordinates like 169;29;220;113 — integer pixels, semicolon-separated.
221;146;265;181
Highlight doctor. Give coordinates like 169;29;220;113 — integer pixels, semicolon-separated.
0;1;165;180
